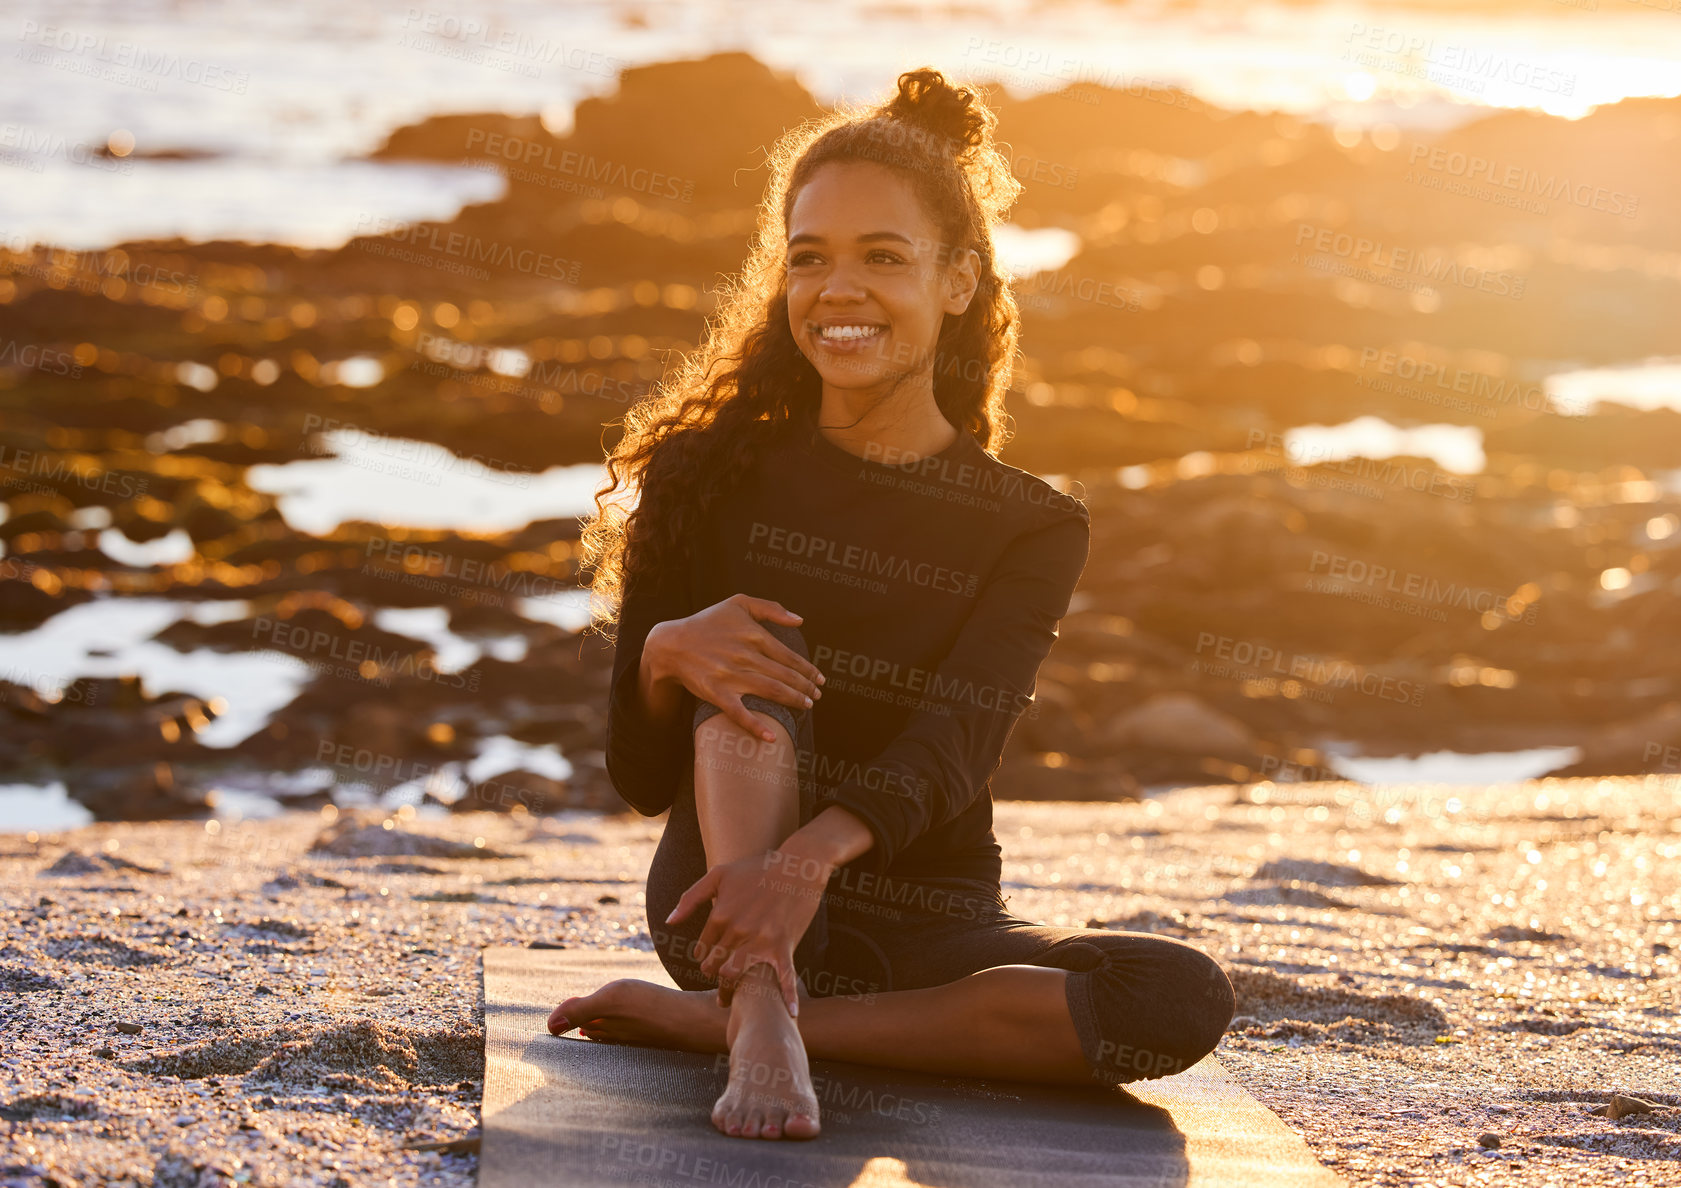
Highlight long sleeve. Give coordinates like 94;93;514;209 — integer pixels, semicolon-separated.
603;549;695;816
810;501;1091;872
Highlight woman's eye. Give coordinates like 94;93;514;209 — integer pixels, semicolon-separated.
786;250;906;267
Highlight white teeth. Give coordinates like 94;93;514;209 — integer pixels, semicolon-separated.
818;325;884;340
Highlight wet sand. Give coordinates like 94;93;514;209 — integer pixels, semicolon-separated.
2;775;1676;1187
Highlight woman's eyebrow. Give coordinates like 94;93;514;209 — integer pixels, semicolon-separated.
787;231;916;248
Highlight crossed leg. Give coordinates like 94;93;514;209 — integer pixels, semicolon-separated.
551;624;1233;1138
551;702;1095;1140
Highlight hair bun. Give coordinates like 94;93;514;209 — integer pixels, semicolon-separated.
880;67;992;157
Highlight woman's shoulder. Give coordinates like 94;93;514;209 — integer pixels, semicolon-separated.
964;445;1089;530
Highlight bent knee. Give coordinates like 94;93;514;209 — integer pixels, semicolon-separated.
1085;937;1236;1082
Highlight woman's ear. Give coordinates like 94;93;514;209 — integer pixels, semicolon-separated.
943;246;982;317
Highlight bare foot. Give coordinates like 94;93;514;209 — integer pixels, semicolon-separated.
548;979;727;1052
711;965;820;1141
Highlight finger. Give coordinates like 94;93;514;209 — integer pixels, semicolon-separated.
779;960;800;1018
695;918;729;973
666;866;720;924
739;672;814;713
711;934;754;987
755;631;826;689
699;937;725;979
738;596;804;626
746;650;821;701
720;693;778;743
764;662;821;702
698;926;737;979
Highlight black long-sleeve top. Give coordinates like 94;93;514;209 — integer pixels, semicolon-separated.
603;403;1091;884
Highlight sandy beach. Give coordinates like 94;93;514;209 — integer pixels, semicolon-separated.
3;775;1676;1187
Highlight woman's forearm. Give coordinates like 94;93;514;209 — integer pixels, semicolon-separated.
781;805;875;871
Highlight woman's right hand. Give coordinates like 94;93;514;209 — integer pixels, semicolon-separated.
644;594;826;741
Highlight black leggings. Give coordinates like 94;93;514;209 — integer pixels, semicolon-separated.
643;622;1236;1087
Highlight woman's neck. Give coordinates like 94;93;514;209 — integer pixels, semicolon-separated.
814;384;958;465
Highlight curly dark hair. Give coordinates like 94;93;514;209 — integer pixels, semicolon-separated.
579;66;1025;640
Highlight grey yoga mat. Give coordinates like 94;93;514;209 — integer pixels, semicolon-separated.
480;947;1345;1188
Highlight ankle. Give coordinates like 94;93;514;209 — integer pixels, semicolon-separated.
727;966;791;1021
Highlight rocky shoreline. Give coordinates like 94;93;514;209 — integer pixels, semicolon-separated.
4;52;1681;822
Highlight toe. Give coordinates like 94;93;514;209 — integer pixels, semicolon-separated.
784;1110;820;1140
551;992;597;1034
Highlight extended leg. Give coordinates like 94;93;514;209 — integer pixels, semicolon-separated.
560;921;1233;1089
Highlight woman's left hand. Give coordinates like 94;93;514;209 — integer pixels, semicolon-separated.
665;847;833;1015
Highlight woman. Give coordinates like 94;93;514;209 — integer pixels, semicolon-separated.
548;68;1235;1142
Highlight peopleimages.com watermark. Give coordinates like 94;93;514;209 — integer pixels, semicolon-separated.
0;123;134;175
1404;143;1638;220
1016;267;1144;316
360;536;574;605
854;422;1085;517
1351;348;1548;421
313;739;548;812
1192;631;1426;707
0;336;83;378
596;1135;824;1188
249;617;483;691
1341;23;1577;97
1293;223;1527;300
17;19;251;93
1244;429;1476;504
759;851;996;924
1306;550;1538;624
810;641;1037;719
396;9;624;80
458;126;695;202
960;38;1192;109
0;236;199;300
693;720;929;808
705;1054;944;1126
642;923;881;1000
409;332;650;407
0;444;148;499
0;663;97;707
744;521;983;598
353;214;583;284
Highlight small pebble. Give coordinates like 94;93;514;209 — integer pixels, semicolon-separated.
1478;1133;1501;1149
1590;1094;1661;1119
114;1021;143;1035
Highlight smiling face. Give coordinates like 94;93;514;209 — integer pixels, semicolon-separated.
784;160;979;403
